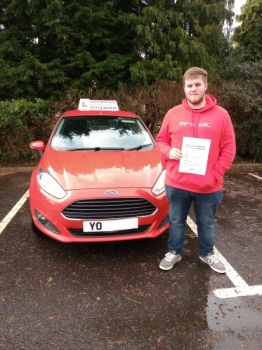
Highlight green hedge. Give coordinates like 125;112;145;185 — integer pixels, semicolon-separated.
0;81;262;164
0;99;54;163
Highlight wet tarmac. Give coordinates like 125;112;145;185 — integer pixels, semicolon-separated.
0;166;262;350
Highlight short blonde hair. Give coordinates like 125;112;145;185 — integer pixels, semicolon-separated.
183;67;208;85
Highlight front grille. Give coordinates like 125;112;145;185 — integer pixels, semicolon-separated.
69;225;150;237
62;198;156;220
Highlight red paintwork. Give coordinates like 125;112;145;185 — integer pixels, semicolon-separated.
41;147;162;190
29;108;169;243
30;140;45;151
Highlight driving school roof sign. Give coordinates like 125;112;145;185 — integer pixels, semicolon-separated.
78;99;119;111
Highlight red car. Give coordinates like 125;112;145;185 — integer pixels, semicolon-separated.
29;100;169;243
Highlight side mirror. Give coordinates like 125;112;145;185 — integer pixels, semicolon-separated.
30;140;45;157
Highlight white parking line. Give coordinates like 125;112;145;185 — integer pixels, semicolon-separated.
213;285;262;298
186;216;262;299
248;173;262;180
0;190;29;235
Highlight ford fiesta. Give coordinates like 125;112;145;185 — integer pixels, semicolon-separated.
29;99;169;243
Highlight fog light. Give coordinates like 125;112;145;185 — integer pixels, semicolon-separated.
38;214;47;224
35;210;60;234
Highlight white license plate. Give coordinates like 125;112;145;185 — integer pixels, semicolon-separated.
83;218;138;232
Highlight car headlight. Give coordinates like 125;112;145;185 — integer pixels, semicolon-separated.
37;168;66;199
152;170;166;196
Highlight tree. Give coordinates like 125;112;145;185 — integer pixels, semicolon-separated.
231;0;262;61
0;0;139;100
0;0;236;99
61;0;139;91
121;0;235;85
0;0;72;100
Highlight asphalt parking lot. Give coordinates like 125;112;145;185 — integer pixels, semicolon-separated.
0;165;262;350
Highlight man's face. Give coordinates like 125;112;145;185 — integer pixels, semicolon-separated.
183;75;207;109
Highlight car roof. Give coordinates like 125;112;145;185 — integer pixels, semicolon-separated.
62;109;139;118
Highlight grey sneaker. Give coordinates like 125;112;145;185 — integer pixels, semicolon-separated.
159;251;182;270
199;253;226;273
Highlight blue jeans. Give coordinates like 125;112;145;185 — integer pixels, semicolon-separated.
165;185;223;257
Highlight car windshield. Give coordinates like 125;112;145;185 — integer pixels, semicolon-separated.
50;116;154;151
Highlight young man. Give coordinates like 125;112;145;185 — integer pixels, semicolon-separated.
156;67;236;273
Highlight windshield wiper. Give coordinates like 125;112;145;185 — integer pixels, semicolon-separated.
69;147;125;151
126;143;153;151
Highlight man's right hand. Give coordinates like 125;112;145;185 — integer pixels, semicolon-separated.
169;148;182;160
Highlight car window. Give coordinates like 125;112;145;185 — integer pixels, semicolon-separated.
50;116;154;151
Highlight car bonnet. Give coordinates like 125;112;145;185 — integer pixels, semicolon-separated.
40;147;163;190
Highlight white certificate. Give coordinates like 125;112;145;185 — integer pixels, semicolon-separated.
179;137;211;175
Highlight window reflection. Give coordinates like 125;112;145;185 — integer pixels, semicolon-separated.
51;116;154;150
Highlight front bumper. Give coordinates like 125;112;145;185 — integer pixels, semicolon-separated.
29;176;169;243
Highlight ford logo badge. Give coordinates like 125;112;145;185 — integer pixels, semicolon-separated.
105;190;117;195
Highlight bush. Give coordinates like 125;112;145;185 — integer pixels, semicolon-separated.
0;99;54;163
210;61;262;162
0;77;261;164
213;82;262;162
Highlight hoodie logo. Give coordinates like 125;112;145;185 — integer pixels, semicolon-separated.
179;122;211;127
105;190;117;195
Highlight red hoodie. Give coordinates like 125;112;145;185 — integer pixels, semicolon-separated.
156;94;236;193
